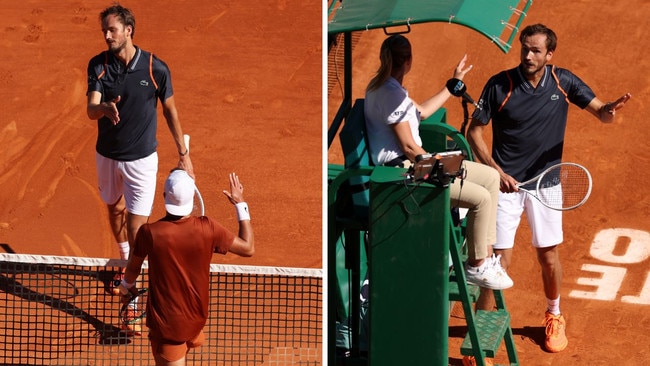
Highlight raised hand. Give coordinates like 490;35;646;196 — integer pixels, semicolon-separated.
453;54;473;80
222;172;245;205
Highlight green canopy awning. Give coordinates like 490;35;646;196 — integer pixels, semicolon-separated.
327;0;533;53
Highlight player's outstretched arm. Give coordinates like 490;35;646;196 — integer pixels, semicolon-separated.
587;92;632;123
223;172;255;257
87;92;121;124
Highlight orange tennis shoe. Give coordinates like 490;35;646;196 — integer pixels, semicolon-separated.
543;311;568;352
120;308;142;336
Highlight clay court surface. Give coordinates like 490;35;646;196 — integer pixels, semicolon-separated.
328;0;650;365
0;1;321;269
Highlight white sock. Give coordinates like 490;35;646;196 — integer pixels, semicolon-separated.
547;296;561;315
118;241;130;260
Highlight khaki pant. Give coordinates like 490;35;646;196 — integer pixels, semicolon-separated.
401;159;498;261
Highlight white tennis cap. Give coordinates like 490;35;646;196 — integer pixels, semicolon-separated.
164;169;195;216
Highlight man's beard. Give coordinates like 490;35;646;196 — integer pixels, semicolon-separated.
108;40;126;55
522;62;544;77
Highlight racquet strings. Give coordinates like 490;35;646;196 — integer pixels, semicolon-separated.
537;164;591;209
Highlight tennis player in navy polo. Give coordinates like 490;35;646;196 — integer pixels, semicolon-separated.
468;23;631;356
86;4;194;296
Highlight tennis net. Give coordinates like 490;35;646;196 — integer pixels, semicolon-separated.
0;253;322;365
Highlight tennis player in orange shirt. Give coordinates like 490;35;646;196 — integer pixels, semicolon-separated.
119;170;254;366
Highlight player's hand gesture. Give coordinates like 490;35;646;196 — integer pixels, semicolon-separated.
104;95;121;125
606;92;632;115
223;172;245;205
118;284;138;305
500;172;519;193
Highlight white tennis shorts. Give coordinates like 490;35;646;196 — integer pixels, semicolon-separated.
95;152;158;216
494;189;563;249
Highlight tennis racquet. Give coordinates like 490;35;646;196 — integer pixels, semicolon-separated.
516;162;592;211
184;134;205;216
120;287;148;328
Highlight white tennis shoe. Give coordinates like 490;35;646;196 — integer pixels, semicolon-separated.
465;258;514;290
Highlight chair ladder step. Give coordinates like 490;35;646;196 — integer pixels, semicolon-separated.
448;276;480;302
460;309;511;358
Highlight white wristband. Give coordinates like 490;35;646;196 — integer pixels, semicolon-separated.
119;278;135;295
235;202;250;221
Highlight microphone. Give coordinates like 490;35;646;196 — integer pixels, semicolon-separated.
446;78;481;110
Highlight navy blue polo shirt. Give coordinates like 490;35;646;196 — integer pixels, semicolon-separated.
472;65;595;182
87;47;173;161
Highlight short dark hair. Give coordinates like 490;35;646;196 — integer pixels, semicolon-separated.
100;3;136;38
519;23;557;52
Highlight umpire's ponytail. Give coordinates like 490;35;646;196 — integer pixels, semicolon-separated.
366;35;412;92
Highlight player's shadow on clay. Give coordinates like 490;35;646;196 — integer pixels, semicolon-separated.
0;263;133;346
448;324;547;357
511;325;546;350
